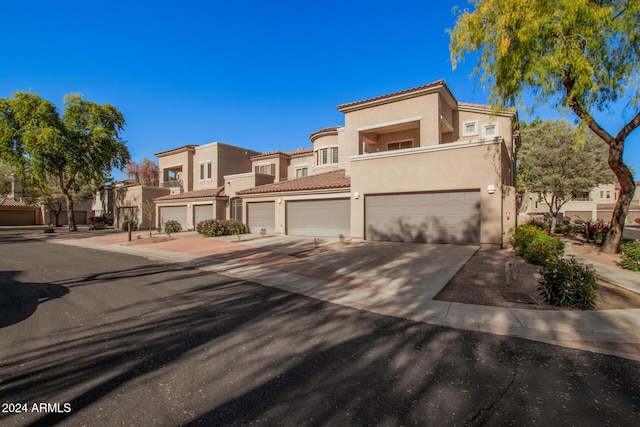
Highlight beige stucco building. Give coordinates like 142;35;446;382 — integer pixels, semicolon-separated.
152;81;519;248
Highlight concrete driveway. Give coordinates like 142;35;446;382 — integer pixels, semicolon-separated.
235;236;479;300
305;241;478;299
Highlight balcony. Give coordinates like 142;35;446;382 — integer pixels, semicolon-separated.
162;179;182;188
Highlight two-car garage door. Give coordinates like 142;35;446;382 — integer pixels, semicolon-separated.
366;191;480;244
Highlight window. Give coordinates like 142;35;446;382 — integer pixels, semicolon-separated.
231;198;242;221
600;191;604;199
258;163;274;175
207;162;212;179
463;121;478;136
316;147;338;166
296;167;308;178
387;140;413;151
199;163;205;180
483;123;498;138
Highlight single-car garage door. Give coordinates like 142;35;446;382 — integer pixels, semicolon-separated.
247;202;275;234
287;199;350;237
194;204;213;225
159;206;188;230
366;191;480;244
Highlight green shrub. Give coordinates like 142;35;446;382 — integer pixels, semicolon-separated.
510;224;564;265
538;257;598;309
121;220;138;231
621;241;640;272
164;220;182;234
523;232;565;265
43;225;55;234
196;219;247;237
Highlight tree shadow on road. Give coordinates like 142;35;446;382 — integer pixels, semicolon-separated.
0;271;69;328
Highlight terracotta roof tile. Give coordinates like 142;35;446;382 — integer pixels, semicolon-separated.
0;198;39;207
237;170;350;195
286;147;314;156
337;80;452;111
154;186;225;201
309;126;339;142
250;150;287;160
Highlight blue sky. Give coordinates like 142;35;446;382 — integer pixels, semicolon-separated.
2;0;638;180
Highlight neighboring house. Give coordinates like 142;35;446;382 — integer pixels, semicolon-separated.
0;174;43;225
92;183;115;221
113;180;170;230
232;80;519;248
523;182;640;224
153;142;260;230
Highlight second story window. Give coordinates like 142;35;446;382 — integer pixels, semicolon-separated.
199;163;205;180
483;123;498;138
316;147;338;166
207;162;212;179
463;121;478;136
296;167;308;178
258;163;275;175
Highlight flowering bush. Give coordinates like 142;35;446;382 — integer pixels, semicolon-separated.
196;219;247;237
538;257;598;309
164;219;182;234
510;224;564;265
583;220;611;246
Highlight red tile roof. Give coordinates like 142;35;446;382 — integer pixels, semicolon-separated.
286;147;314;156
250;147;314;160
154;144;198;157
337;79;454;111
309;126;339;142
0;198;39;207
154;186;225;201
237;169;350;195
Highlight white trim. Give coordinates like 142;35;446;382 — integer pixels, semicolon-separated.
349;138;504;162
356;116;421;132
462;120;478;137
241;188;351;199
483;123;499;139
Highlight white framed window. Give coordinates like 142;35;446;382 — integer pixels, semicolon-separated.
296;167;308;178
199;163;205;180
463;120;478;137
387;140;413;151
316;147;338;166
258;163;274;175
206;162;212;179
483;123;498;138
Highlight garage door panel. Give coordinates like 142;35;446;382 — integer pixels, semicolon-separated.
248;202;275;234
366;191;480;244
194;204;213;225
287;199;350;237
160;206;188;230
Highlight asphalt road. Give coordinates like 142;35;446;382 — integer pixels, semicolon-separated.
1;233;639;426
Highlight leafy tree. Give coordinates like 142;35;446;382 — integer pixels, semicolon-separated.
0;92;130;231
0;160;13;206
519;120;614;232
22;176;96;226
450;0;640;253
124;158;159;186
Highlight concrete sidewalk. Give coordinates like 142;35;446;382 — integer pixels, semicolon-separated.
51;231;640;361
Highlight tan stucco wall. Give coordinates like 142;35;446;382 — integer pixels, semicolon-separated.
194;143;256;190
349;141;511;248
115;186;170;229
158;150;194;192
287;153;313;177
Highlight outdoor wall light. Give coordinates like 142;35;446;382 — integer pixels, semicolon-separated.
487;185;496;194
354;192;360;199
277;198;282;204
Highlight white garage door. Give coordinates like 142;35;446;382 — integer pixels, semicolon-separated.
159;206;188;230
194;204;214;225
247;202;275;234
287;199;350;237
366;191;480;244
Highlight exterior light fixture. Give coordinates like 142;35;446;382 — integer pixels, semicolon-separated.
487;185;496;194
354;192;360;199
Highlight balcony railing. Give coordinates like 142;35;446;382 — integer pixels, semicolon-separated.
162;180;182;188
